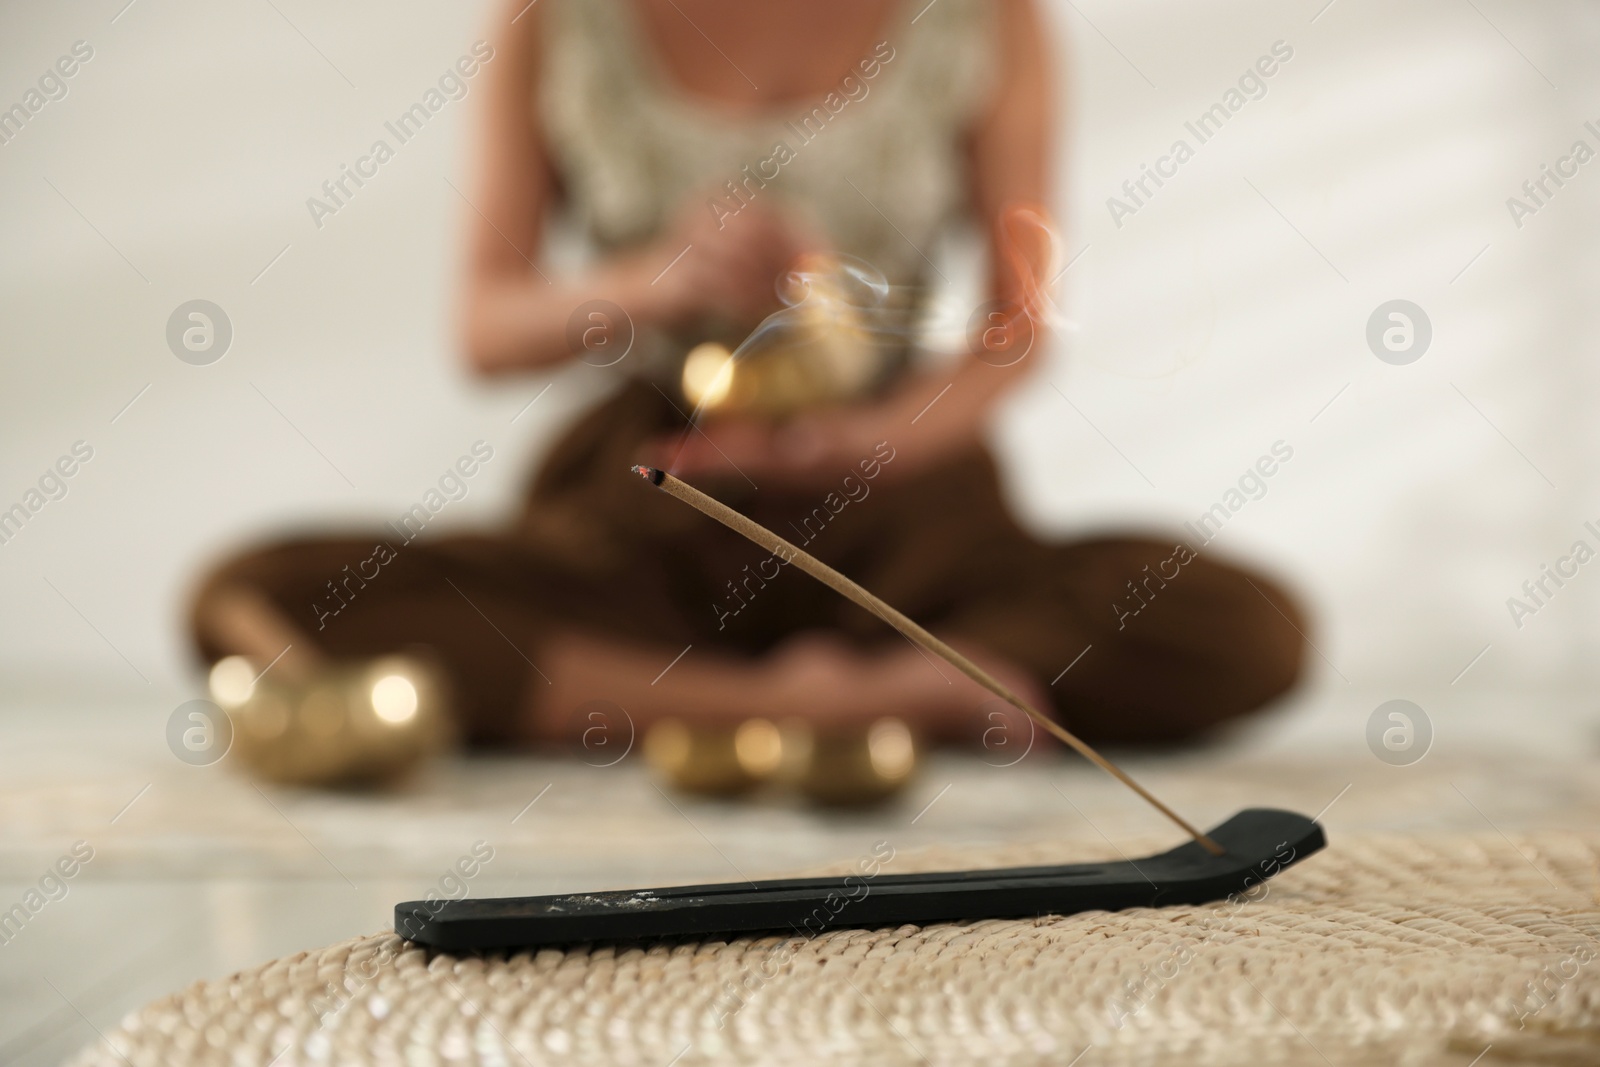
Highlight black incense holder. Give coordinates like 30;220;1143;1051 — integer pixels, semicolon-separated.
396;808;1323;950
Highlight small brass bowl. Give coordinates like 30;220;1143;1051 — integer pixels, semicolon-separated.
643;714;919;806
644;717;785;796
786;717;918;806
208;654;451;786
679;255;893;420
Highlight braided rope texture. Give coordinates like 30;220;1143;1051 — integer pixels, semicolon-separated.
69;834;1600;1066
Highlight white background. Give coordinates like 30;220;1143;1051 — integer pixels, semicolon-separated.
1;0;1597;703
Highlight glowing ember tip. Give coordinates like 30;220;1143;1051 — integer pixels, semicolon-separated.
632;465;665;486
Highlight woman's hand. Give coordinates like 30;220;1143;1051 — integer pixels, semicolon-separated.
609;197;816;333
651;353;1033;490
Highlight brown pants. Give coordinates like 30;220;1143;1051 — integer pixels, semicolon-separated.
189;384;1307;746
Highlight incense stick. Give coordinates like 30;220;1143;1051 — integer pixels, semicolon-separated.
632;465;1225;856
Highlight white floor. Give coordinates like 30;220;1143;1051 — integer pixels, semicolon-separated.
3;679;1597;1066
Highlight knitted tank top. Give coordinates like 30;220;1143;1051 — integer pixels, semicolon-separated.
538;0;997;295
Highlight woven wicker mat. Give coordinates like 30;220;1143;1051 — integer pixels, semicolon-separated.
69;833;1600;1067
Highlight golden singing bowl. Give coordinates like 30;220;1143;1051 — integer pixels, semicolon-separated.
680;257;890;420
208;654;451;786
644;714;918;806
786;717;918;806
644;717;786;796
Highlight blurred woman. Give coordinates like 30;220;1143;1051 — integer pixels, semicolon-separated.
190;0;1305;750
